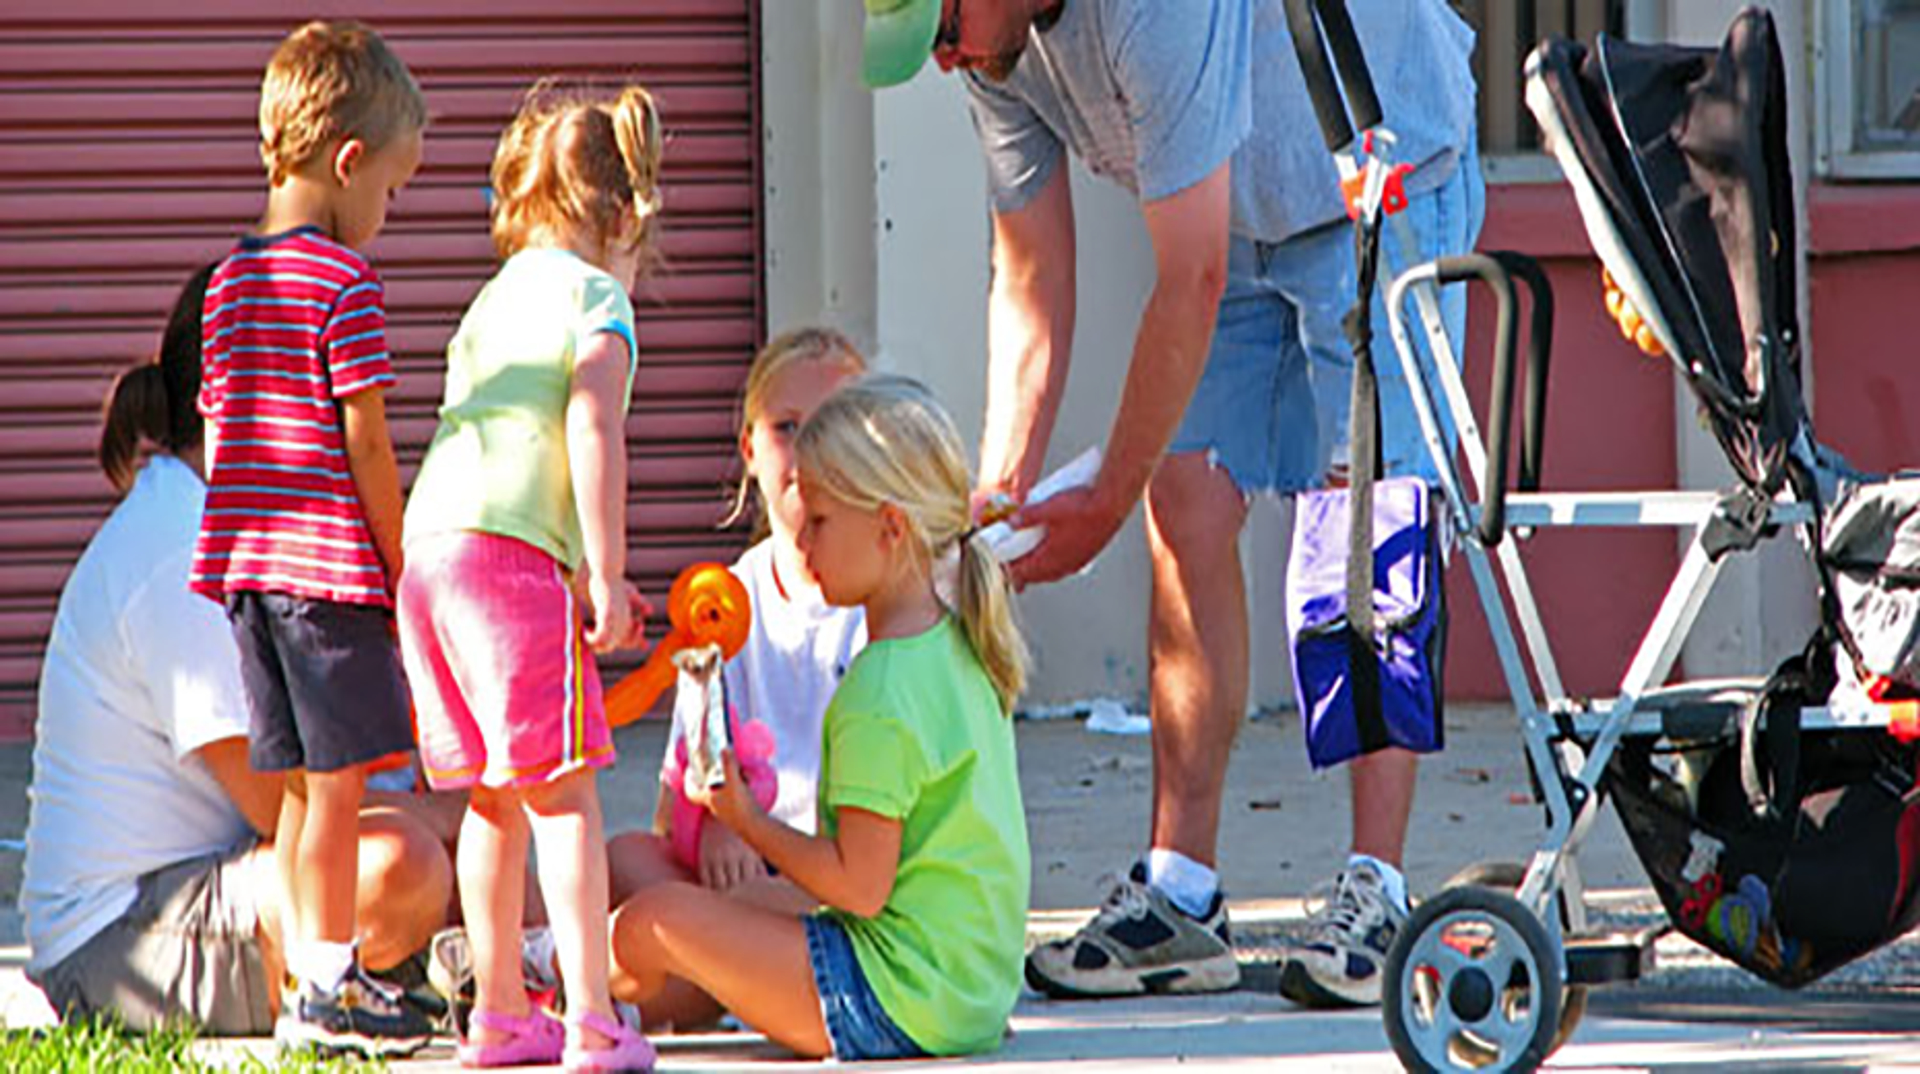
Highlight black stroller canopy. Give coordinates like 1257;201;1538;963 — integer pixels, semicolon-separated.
1528;7;1807;495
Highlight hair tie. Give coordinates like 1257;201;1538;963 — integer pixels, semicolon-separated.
958;525;980;547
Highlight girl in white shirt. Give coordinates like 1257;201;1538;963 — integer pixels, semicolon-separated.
607;326;868;1031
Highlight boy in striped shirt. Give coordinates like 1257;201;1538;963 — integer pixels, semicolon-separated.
191;20;434;1058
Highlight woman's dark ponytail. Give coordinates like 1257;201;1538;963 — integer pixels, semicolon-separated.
99;365;172;493
98;262;218;492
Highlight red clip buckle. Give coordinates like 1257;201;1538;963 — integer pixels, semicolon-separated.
1864;676;1920;742
1341;162;1414;220
1892;701;1920;743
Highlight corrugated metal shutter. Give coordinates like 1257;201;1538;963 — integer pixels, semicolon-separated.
0;0;762;735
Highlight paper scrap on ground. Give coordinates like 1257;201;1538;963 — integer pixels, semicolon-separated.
1084;698;1150;735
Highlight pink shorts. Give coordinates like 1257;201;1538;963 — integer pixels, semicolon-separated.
397;531;615;790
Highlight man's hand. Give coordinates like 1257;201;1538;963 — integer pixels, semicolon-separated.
697;819;768;892
1005;484;1126;587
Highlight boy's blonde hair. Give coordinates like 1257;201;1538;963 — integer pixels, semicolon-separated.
722;326;868;531
259;20;427;185
490;81;666;265
796;375;1028;714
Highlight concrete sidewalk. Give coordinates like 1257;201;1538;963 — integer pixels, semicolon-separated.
5;708;1920;1069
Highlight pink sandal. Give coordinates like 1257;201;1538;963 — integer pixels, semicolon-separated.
564;1009;657;1072
457;1008;565;1068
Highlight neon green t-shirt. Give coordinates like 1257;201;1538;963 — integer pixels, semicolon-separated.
405;248;636;568
818;616;1031;1056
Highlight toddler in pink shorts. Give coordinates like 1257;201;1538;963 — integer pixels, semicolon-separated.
396;82;665;1072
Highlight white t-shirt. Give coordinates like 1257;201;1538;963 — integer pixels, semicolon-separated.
22;456;255;972
664;540;866;833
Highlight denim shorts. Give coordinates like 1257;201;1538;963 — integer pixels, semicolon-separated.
1170;145;1486;495
803;914;926;1061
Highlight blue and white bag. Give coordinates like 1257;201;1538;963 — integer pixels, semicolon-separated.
1286;475;1446;769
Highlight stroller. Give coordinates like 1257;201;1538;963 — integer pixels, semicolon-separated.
1284;3;1920;1070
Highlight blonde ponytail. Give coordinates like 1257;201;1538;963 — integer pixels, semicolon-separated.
609;84;664;255
796;375;1029;714
953;529;1028;713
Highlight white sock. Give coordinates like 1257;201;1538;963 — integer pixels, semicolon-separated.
288;939;356;991
1350;853;1410;913
1145;848;1219;918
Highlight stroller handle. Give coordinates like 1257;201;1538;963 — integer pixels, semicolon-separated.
1283;0;1383;154
1432;252;1554;547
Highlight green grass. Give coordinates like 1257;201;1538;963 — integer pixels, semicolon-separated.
0;1016;390;1072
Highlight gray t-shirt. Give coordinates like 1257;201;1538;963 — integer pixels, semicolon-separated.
964;0;1476;245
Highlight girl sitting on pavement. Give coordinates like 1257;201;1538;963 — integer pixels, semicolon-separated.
396;82;663;1071
605;326;869;1031
609;374;1032;1060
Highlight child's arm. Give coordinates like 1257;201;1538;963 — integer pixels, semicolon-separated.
652;780;675;837
698;750;901;918
340;388;405;588
567;331;645;651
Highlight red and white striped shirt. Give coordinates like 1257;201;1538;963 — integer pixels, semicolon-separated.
191;226;397;607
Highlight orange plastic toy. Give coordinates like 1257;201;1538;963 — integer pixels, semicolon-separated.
604;562;752;727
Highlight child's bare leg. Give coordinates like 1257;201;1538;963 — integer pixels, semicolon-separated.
276;772;309;948
462;785;532;1039
525;769;616;1048
607;828;688;905
604;831;720;1030
611;882;828;1058
605;834;819;1031
298;765;367;949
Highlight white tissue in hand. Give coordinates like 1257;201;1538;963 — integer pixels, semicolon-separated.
978;447;1103;563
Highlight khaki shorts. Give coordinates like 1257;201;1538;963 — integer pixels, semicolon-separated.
29;843;274;1035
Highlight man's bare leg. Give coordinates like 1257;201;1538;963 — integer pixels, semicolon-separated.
1023;451;1249;998
1144;452;1252;873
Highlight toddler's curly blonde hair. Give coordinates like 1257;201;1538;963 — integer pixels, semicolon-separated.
490;81;666;267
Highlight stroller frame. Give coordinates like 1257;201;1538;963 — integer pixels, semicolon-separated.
1286;2;1903;1070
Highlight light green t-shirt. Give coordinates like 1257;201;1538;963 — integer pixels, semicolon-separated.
405;248;636;568
818;616;1031;1056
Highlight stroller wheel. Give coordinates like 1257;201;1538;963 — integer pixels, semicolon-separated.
1384;886;1562;1074
1443;861;1589;1055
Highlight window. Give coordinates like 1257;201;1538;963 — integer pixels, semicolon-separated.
1454;0;1658;181
1821;0;1920;178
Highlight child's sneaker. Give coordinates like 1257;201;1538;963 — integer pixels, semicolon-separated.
1277;860;1410;1008
275;961;436;1058
1024;862;1241;997
429;925;563;1034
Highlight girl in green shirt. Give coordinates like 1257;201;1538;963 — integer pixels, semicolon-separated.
611;375;1032;1059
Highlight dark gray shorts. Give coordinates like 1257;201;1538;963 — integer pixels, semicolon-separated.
226;591;415;774
28;845;274;1035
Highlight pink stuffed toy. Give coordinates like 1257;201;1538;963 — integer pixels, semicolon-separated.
662;704;779;872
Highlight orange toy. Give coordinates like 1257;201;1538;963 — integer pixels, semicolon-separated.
604;562;752;727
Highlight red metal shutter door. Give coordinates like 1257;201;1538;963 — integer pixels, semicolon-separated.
0;0;763;734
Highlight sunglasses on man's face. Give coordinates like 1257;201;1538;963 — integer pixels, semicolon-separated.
933;0;962;52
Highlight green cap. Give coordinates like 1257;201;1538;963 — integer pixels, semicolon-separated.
863;0;942;88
